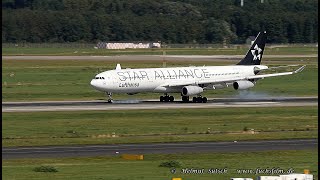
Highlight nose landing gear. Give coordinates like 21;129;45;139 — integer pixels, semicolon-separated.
106;92;113;103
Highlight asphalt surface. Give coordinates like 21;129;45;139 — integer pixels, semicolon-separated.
2;97;318;112
3;54;318;61
2;139;317;159
3;97;317;159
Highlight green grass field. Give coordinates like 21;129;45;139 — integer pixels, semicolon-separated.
2;150;318;180
3;107;317;147
2;46;318;56
2;47;318;180
2;58;318;101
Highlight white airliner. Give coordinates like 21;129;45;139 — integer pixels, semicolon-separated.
90;31;305;103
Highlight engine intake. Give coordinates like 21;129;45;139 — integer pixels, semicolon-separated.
182;86;203;96
233;81;255;90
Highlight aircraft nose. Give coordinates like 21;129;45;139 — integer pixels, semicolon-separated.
90;79;106;91
90;79;99;89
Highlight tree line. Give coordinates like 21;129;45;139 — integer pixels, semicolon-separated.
2;0;318;44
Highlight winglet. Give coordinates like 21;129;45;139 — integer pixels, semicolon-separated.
115;63;121;70
294;65;306;73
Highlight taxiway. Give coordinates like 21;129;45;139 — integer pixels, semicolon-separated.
2;139;317;159
3;54;318;61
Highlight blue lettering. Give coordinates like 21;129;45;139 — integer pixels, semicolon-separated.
160;70;169;79
155;70;162;80
117;72;127;81
185;69;194;78
167;70;175;79
139;71;149;80
133;71;141;80
201;69;210;78
194;69;202;78
178;69;186;79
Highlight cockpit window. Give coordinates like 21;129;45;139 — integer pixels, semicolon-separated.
95;77;99;79
95;77;105;79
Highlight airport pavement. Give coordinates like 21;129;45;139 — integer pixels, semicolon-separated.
2;97;318;112
2;139;317;159
2;54;318;61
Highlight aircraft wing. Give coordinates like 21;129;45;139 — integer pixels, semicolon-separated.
163;65;306;87
246;65;305;80
259;64;301;70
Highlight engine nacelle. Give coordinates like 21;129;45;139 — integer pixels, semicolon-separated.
233;81;255;90
181;86;203;96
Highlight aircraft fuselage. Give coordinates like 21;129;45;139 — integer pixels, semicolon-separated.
90;65;267;94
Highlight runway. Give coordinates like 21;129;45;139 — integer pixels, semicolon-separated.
3;54;318;61
2;139;317;159
2;97;317;112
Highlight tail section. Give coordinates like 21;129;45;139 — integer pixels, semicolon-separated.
237;31;267;65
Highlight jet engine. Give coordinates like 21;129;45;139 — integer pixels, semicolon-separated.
181;86;203;96
233;81;255;90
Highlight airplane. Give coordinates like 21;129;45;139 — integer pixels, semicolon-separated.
90;31;305;103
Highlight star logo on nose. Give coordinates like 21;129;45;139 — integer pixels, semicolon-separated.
251;44;262;61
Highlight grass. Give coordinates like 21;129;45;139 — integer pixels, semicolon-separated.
2;150;318;180
2;59;318;101
2;47;317;179
2;107;318;147
2;46;318;56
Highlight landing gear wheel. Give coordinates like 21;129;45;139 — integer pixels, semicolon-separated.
106;92;113;103
160;96;164;102
182;96;189;103
197;97;203;103
202;97;207;103
193;97;197;103
169;96;174;102
164;96;170;102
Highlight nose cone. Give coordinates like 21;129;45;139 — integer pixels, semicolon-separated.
90;79;102;91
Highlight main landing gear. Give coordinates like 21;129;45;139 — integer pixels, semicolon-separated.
182;95;208;103
182;96;189;103
159;94;208;103
192;96;207;103
106;92;113;103
160;94;174;102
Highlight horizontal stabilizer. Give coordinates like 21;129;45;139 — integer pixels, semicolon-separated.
294;65;306;73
